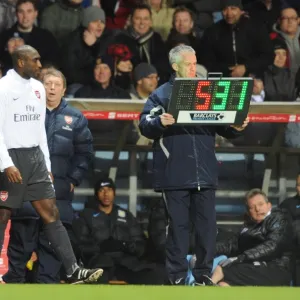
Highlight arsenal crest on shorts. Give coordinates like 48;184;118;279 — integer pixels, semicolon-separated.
35;90;41;99
64;116;73;125
0;191;8;202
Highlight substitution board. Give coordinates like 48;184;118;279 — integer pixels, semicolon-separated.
168;78;254;125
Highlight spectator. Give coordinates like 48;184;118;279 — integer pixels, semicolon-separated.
263;38;299;101
206;189;293;286
75;54;129;98
199;0;273;78
147;0;174;41
244;0;282;33
108;43;134;91
130;62;158;146
3;69;93;283
171;0;222;35
0;0;59;74
130;62;158;99
139;45;248;285
0;0;17;33
40;0;84;46
75;55;134;144
166;6;200;56
72;177;165;284
270;7;300;73
60;6;115;86
115;3;171;84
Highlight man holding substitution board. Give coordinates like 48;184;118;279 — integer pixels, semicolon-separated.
139;45;250;285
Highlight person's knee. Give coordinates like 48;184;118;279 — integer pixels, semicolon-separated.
41;203;60;223
0;208;11;224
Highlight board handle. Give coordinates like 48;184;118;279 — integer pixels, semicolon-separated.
207;72;223;79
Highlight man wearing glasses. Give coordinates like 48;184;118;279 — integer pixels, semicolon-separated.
270;7;300;73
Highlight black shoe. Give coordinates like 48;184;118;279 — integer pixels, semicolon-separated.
68;267;104;284
195;275;216;286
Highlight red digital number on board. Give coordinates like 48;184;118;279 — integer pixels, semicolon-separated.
195;81;212;110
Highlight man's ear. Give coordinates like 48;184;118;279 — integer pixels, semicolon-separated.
17;58;24;68
172;63;178;72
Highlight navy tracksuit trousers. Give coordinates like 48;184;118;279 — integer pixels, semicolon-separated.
164;188;216;283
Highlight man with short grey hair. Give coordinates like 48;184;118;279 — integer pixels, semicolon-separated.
139;44;249;285
207;188;293;286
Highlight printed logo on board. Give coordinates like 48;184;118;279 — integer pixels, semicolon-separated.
190;113;225;121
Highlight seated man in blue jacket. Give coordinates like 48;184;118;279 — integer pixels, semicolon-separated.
208;189;293;286
72;178;165;284
3;68;93;283
139;44;249;285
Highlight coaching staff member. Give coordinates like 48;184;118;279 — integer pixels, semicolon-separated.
0;45;102;284
139;45;249;285
3;68;94;283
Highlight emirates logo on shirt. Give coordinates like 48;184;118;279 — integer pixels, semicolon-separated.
35;91;41;99
65;116;73;124
0;191;8;202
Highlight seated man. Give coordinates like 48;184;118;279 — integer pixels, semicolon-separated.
204;189;293;286
72;178;165;285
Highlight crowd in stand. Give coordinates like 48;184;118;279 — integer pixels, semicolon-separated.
1;0;300;286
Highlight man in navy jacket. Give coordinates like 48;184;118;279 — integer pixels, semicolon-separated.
3;68;93;283
139;45;249;285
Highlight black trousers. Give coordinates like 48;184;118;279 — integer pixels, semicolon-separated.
89;254;166;285
3;219;73;283
163;188;216;283
223;263;292;286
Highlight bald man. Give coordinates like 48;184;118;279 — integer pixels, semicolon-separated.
0;45;103;284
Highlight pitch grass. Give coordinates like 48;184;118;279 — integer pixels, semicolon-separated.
0;285;300;300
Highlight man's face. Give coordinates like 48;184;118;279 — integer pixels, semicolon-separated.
296;175;300;195
274;49;287;68
174;11;194;35
222;6;242;25
43;75;65;106
132;9;152;36
247;194;272;223
138;73;159;95
94;63;112;85
21;50;42;79
97;186;115;207
16;2;37;30
172;52;197;78
87;20;105;38
279;8;299;36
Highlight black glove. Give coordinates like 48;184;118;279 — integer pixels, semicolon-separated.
100;238;125;253
218;255;245;268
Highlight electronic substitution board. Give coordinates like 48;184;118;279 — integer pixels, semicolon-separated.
168;78;254;125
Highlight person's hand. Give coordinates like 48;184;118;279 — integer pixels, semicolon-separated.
83;30;97;46
5;166;22;183
49;172;54;183
70;183;75;192
230;117;249;131
7;37;25;54
159;113;175;127
219;255;245;268
252;78;264;95
229;65;246;77
117;60;133;73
